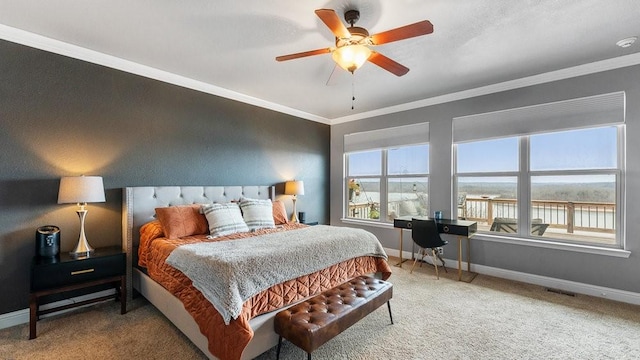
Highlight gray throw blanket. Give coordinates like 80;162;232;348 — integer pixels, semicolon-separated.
165;225;387;324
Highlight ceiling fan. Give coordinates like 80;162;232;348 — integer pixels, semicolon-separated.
276;8;434;76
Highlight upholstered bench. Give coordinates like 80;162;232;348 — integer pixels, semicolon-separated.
274;275;393;360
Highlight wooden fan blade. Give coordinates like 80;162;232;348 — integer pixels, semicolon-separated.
276;48;332;62
370;20;434;45
315;9;351;39
368;51;409;76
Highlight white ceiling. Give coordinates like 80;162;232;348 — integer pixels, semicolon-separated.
1;0;639;124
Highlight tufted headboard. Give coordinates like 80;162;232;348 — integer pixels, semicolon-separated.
121;185;275;299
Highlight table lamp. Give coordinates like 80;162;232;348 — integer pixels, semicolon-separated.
58;175;105;256
284;180;305;223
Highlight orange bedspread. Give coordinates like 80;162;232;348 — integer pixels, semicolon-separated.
138;221;392;360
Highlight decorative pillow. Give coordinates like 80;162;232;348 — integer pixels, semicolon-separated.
272;200;289;225
240;198;276;231
155;204;209;239
201;203;249;237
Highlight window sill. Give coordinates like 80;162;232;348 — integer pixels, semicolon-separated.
340;218;630;258
340;218;394;230
477;233;631;258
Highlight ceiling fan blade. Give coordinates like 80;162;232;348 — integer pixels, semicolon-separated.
370;20;434;45
276;48;332;62
367;51;409;76
315;9;351;39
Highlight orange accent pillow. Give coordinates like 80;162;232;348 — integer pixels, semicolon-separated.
155;204;209;239
272;200;289;225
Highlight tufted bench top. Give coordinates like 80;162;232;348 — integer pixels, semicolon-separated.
274;275;393;359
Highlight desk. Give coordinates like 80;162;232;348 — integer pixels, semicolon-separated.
393;217;477;282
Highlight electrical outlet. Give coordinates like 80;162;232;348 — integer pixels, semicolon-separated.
436;247;444;255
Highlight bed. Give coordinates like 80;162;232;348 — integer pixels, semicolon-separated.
122;185;391;360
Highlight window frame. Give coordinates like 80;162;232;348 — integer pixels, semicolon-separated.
453;125;626;250
345;144;430;224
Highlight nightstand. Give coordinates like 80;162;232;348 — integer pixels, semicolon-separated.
29;246;126;339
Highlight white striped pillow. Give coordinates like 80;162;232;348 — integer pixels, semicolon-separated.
239;198;276;231
201;203;249;237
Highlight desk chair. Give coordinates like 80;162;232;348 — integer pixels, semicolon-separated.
410;218;449;279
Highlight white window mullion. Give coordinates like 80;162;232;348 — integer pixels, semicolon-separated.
616;125;626;248
519;136;531;236
380;149;389;222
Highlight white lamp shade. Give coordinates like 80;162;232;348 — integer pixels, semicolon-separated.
58;176;106;204
284;180;305;196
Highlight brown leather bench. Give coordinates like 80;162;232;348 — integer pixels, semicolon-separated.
274;275;393;360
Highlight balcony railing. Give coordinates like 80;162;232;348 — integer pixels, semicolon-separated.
347;196;616;235
461;196;615;234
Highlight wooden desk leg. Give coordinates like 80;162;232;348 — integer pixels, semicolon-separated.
458;236;478;283
395;229;404;267
467;236;471;273
29;293;37;340
458;236;462;281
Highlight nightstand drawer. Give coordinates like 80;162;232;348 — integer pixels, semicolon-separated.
31;248;125;292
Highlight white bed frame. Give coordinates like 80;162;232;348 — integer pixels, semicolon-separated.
122;186;280;360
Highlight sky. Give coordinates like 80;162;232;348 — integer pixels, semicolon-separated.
458;126;617;173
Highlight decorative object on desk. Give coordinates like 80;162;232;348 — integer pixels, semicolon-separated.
433;210;443;219
57;175;105;256
284;180;304;223
35;225;60;258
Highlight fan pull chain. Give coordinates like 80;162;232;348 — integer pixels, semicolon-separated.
351;73;355;110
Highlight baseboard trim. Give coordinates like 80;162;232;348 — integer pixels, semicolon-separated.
384;247;640;306
0;289;115;331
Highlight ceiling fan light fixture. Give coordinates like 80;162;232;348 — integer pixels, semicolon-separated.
332;44;372;73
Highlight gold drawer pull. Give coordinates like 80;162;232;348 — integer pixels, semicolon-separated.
71;269;95;275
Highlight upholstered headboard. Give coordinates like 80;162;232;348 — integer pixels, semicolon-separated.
121;185;275;299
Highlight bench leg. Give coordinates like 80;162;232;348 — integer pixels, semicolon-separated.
308;352;311;360
276;336;282;360
387;300;394;324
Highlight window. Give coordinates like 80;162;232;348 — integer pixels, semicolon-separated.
453;92;625;248
344;123;429;223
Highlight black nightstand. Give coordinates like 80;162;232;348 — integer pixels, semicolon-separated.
29;246;126;339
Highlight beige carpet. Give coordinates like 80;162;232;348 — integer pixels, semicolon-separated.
2;260;640;359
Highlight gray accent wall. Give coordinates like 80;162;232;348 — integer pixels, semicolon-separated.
0;39;329;315
331;65;640;294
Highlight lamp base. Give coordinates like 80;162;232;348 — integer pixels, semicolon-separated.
290;197;299;223
70;209;95;257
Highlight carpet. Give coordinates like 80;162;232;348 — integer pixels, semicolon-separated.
2;260;639;359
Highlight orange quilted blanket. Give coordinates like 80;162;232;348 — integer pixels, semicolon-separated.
138;221;392;360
